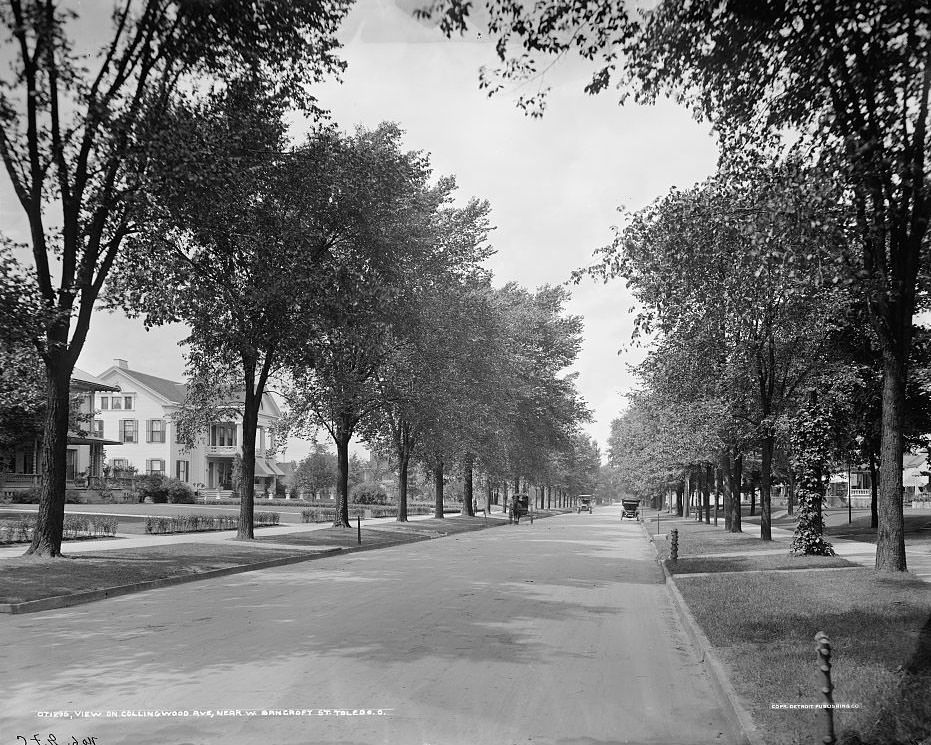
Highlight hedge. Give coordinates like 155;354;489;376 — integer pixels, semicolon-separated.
144;512;280;535
0;514;119;543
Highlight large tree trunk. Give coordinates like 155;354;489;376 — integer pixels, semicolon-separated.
877;347;907;571
334;426;351;528
463;454;474;516
760;435;774;541
26;358;73;557
394;422;413;523
674;480;684;517
729;449;743;533
396;450;410;523
237;384;260;540
714;466;721;527
787;468;796;516
684;471;691;518
720;452;732;531
703;463;712;525
434;459;444;519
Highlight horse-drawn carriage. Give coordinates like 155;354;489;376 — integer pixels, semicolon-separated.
510;494;532;524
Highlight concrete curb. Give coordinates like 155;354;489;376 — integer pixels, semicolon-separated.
0;513;521;615
637;518;766;745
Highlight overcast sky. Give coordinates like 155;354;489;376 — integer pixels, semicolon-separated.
5;0;720;462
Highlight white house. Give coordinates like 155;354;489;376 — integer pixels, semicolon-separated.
1;367;124;497
95;359;284;496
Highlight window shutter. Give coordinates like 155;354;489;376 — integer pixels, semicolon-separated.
146;459;151;474
146;419;153;443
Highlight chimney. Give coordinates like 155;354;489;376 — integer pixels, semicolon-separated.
114;358;128;370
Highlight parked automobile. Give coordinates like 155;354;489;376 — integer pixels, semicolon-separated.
578;496;593;513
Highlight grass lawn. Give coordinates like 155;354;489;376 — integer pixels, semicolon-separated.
647;517;795;557
255;525;426;550
668;553;856;575
0;543;312;605
827;512;931;551
676;569;931;745
643;513;931;744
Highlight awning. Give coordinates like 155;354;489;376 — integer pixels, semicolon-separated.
67;435;122;446
253;460;274;478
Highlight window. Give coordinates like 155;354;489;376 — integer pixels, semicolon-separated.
23;449;34;474
124;396;134;410
111;396;122;410
147;419;165;443
100;396;109;410
210;423;237;447
146;459;165;475
176;460;189;482
120;419;137;443
92;420;104;438
175;423;184;444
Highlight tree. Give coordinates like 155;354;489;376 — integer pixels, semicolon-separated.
593;162;850;538
110;81;333;539
363;202;494;522
423;0;931;571
286;123;449;528
294;444;338;500
0;0;351;556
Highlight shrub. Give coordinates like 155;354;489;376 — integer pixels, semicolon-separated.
91;515;119;536
65;489;83;504
145;512;279;534
62;515;90;539
166;479;195;504
136;473;169;503
350;485;388;505
136;474;194;504
12;487;41;504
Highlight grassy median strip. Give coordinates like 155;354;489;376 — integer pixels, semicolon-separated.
654;516;931;745
0;543;313;605
668;553;856;575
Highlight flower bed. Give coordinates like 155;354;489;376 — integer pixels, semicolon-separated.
0;514;119;544
144;512;280;535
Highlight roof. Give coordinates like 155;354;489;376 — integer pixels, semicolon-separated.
255;459;285;477
100;364;281;416
903;453;926;469
276;461;297;476
71;367;121;393
113;368;187;405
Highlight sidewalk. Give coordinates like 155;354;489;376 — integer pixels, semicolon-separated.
746;516;931;582
0;510;455;560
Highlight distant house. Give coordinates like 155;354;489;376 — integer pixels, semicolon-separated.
1;367;123;497
827;452;930;507
95;359;283;497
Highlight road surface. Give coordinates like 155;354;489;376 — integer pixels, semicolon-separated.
1;509;736;745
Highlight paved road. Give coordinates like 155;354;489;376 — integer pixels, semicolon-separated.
1;510;736;745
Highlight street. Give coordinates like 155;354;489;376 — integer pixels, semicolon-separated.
1;510;736;745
